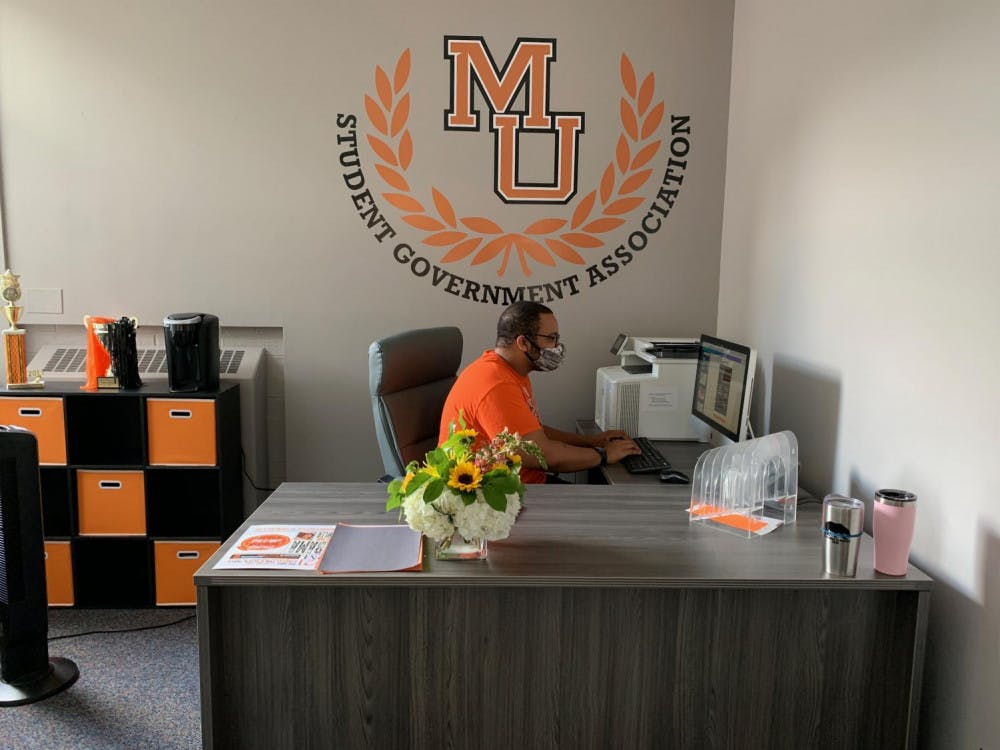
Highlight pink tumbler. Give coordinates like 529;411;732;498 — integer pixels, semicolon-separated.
873;489;917;575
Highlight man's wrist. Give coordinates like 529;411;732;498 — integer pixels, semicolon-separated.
593;446;607;467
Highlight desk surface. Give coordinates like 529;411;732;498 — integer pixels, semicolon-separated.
196;480;931;590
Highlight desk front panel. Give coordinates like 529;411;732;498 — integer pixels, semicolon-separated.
200;582;921;750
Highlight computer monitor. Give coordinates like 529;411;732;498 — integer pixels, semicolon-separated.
691;334;756;444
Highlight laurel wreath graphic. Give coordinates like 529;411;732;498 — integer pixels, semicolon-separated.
365;49;664;278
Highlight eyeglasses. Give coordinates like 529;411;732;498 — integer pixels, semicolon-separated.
533;332;561;346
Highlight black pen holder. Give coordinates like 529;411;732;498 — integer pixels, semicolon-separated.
106;317;143;390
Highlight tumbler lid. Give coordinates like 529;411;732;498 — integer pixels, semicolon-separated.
824;495;864;510
163;313;203;327
875;489;917;507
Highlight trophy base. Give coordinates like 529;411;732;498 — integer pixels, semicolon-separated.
97;376;120;389
7;381;44;390
4;327;28;388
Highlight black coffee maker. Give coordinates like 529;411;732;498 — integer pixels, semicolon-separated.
163;313;220;392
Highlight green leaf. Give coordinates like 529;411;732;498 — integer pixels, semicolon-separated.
449;410;468;434
423;478;445;502
460;490;477;505
402;472;430;496
482;483;508;512
491;474;520;495
385;477;406;511
426;447;448;465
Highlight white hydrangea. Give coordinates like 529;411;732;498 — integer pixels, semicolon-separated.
401;485;454;543
402;485;522;544
432;490;464;516
453;491;521;542
503;492;522;525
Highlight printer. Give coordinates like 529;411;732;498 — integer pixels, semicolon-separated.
595;335;710;441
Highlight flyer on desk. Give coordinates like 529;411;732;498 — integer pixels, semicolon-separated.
213;525;337;570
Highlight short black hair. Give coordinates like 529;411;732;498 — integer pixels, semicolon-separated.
496;301;553;346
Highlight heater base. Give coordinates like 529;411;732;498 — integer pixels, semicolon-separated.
0;657;79;707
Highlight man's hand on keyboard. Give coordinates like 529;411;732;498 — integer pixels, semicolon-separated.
595;429;631;446
605;437;641;464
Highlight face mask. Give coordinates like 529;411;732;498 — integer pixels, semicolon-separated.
529;341;565;372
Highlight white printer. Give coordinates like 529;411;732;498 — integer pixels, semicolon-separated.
594;335;710;441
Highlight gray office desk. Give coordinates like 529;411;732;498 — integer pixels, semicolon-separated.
196;482;930;750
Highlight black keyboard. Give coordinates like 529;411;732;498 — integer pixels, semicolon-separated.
620;437;672;474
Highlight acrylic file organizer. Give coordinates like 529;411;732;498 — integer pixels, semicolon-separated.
688;430;799;537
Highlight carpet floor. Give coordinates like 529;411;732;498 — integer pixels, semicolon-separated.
0;608;201;750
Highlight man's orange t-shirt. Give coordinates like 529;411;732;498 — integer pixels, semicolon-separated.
439;350;547;483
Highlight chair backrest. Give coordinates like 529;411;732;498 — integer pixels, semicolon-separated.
368;326;463;478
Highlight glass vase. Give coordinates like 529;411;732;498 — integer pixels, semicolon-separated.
434;532;487;560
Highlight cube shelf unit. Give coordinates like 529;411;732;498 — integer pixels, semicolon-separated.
0;382;241;607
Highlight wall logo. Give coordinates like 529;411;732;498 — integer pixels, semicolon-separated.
444;36;584;204
336;37;692;305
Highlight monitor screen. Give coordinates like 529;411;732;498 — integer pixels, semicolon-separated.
691;334;755;442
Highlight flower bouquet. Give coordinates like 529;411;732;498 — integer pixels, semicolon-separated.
385;416;546;559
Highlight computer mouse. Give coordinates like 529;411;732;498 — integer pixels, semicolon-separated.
659;469;690;484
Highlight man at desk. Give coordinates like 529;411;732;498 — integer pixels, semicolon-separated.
439;301;640;483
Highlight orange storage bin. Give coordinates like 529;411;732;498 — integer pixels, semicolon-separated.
154;541;219;605
0;397;67;465
44;541;74;606
147;399;217;465
77;470;146;535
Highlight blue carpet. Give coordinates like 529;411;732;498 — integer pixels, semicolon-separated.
0;608;200;750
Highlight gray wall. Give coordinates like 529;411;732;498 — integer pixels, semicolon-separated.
720;1;1000;747
0;0;734;480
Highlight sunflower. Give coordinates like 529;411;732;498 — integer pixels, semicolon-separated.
401;471;415;492
453;428;477;441
447;461;483;492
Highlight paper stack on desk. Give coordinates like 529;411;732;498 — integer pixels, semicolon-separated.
319;524;423;573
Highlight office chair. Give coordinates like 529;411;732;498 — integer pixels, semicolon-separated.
368;326;463;479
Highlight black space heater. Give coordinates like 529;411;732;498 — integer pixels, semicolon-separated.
0;426;79;706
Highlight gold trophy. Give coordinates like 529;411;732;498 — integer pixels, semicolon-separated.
2;269;42;390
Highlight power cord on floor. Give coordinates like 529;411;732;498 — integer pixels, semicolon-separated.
48;614;196;642
241;447;276;493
